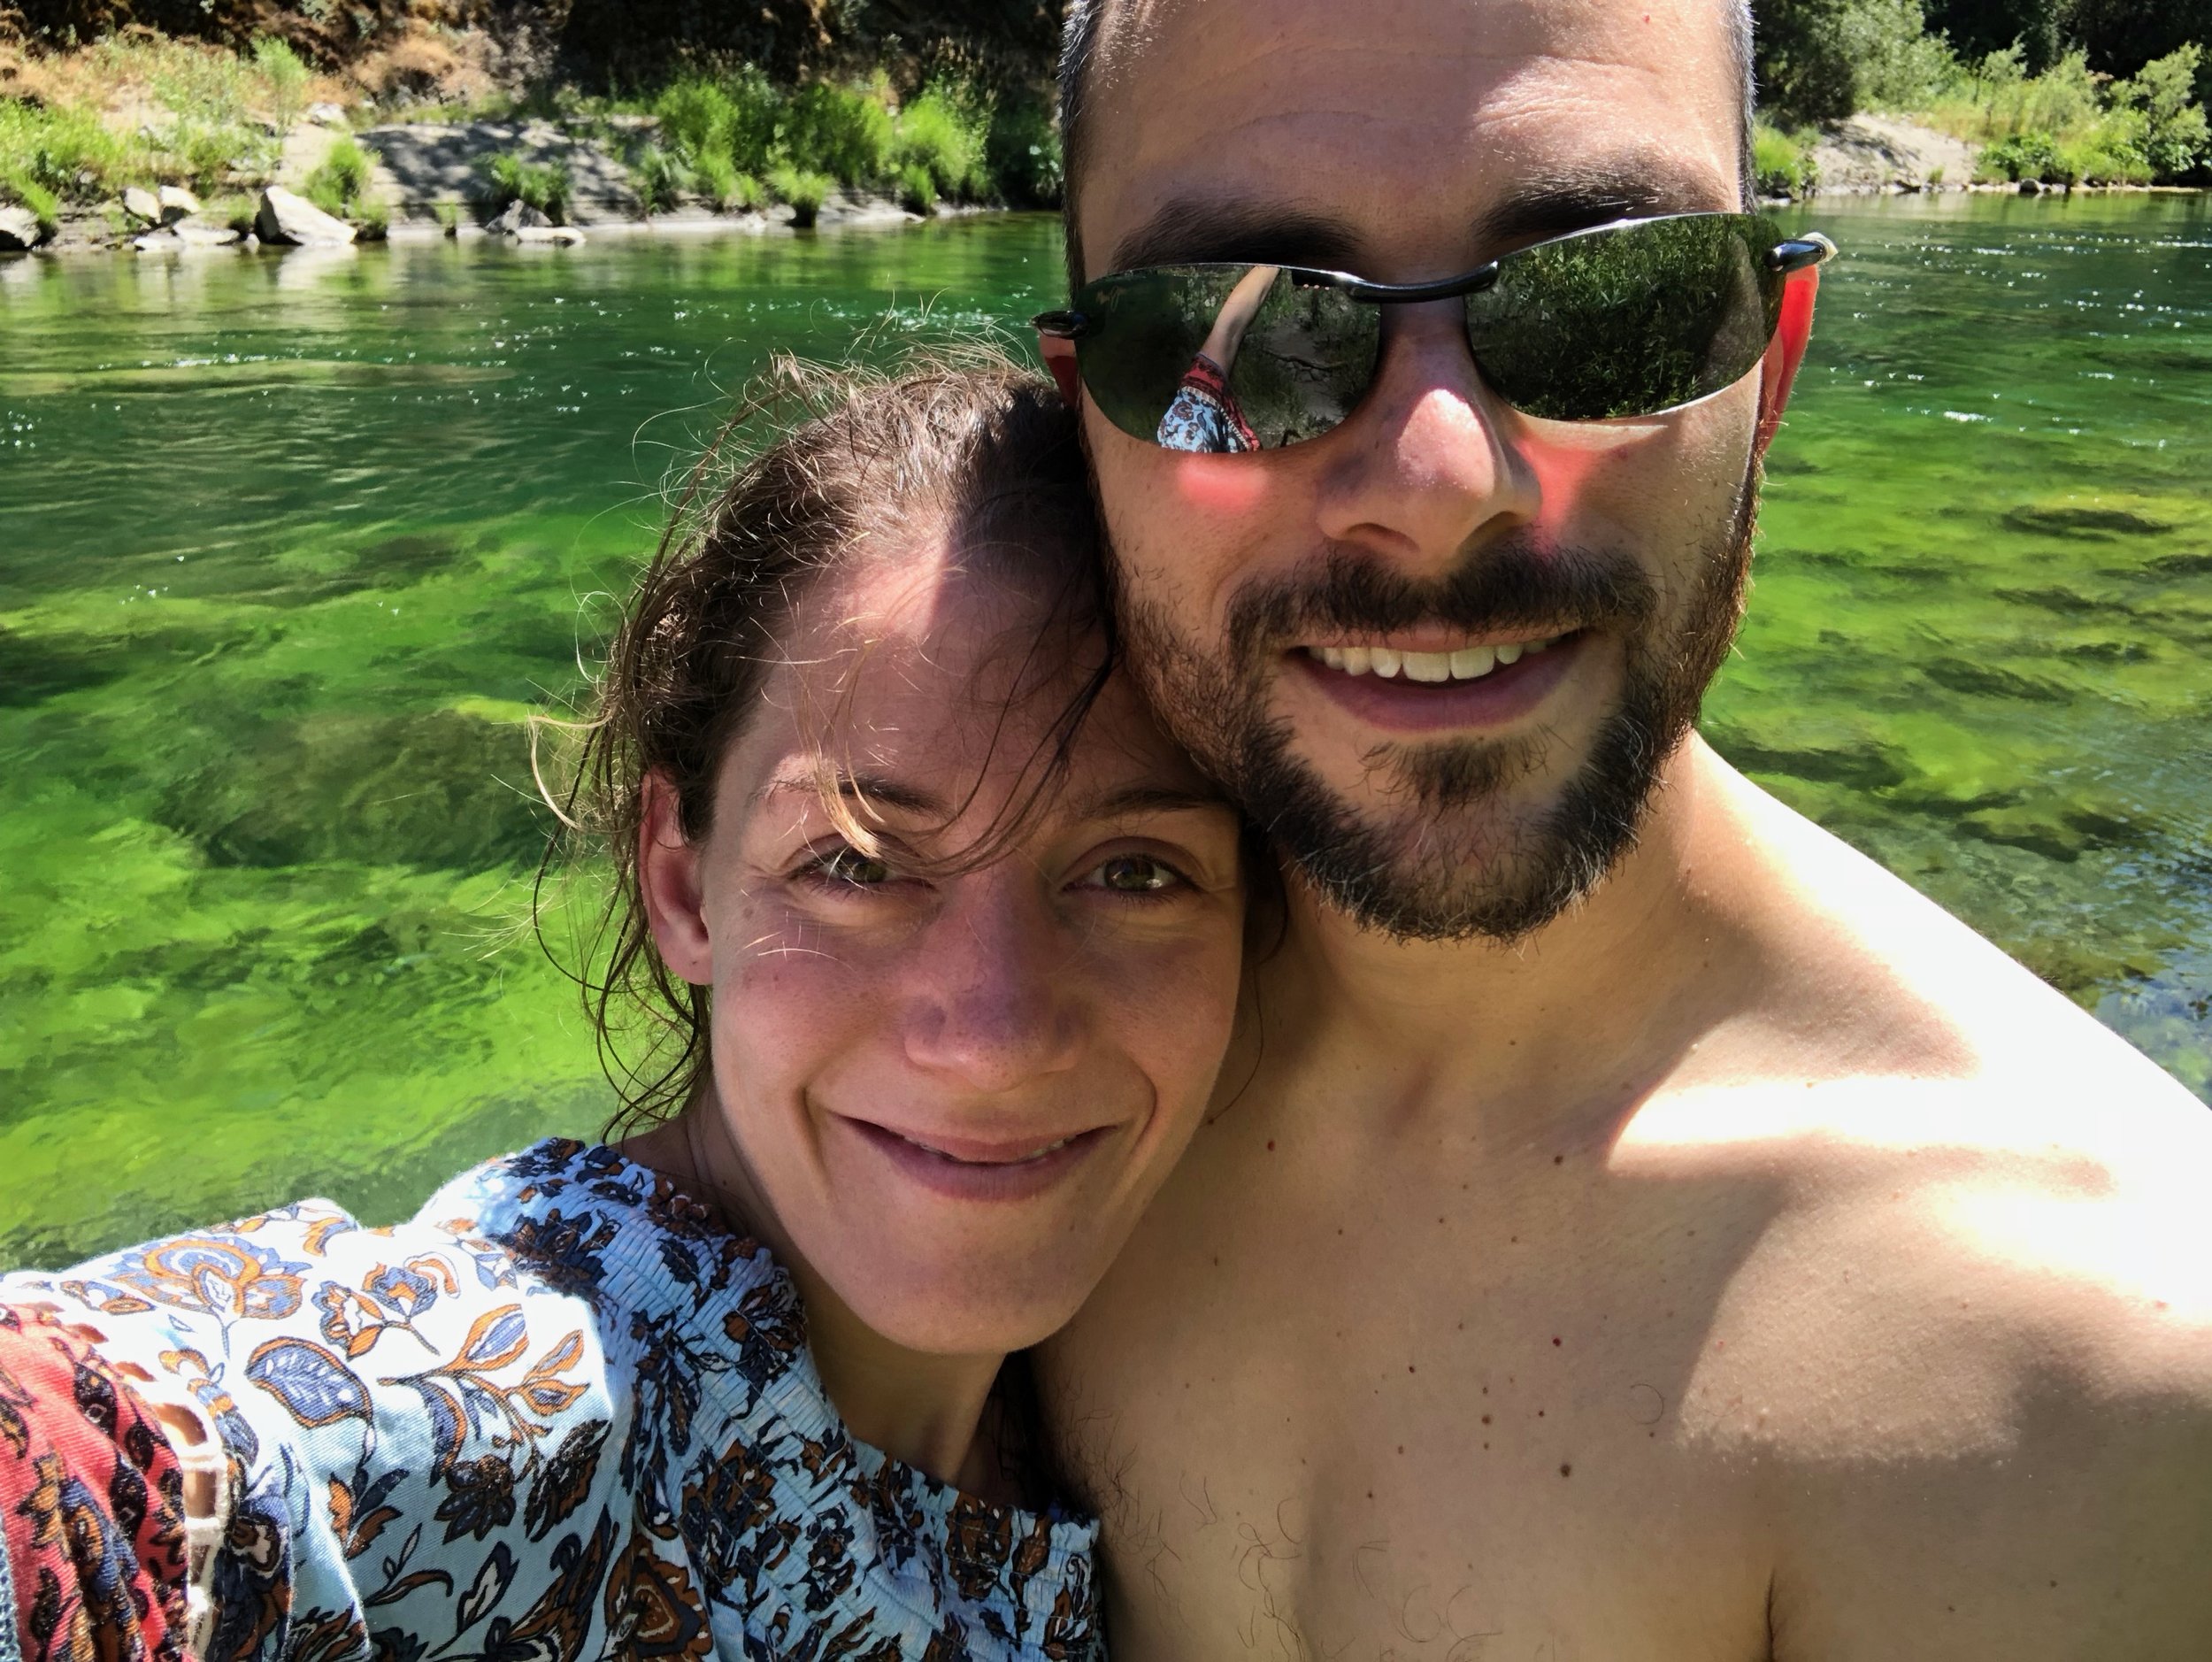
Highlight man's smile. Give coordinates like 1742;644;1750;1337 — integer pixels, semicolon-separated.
1304;631;1571;684
1287;629;1592;734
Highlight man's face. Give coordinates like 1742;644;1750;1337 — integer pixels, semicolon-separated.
1069;0;1767;941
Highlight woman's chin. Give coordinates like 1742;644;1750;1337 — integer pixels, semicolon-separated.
827;1247;1094;1359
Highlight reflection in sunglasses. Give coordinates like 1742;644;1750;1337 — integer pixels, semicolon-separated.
1156;265;1278;453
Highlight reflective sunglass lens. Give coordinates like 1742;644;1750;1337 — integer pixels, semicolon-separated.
1467;216;1779;421
1076;266;1379;452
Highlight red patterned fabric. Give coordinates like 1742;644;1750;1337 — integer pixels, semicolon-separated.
0;1306;190;1662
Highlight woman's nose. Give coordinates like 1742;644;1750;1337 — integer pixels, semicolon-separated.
899;877;1084;1094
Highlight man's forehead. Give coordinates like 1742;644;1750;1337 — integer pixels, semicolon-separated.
1079;0;1743;275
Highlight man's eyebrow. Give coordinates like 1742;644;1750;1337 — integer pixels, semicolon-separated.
1107;196;1364;275
759;772;947;818
1102;161;1736;281
1472;161;1739;250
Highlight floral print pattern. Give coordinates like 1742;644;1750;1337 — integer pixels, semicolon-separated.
1;1141;1100;1661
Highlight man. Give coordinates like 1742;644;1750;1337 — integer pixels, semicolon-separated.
1032;1;2212;1656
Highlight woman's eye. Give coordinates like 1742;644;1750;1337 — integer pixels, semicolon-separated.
1087;853;1186;896
805;845;894;888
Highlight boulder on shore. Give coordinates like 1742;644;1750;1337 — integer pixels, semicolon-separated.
157;185;200;223
255;187;357;248
488;199;551;234
123;185;162;225
0;204;46;250
512;223;587;245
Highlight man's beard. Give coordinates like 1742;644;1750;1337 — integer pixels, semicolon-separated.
1113;501;1756;943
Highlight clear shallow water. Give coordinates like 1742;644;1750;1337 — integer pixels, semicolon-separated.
2;198;2207;1266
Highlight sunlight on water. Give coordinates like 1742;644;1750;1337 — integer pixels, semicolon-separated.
0;199;2205;1266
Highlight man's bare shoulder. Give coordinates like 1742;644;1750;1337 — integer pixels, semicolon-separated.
1652;754;2212;1651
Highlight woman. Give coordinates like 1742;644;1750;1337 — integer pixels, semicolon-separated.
0;359;1251;1661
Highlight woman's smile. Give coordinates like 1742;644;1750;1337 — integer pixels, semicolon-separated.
838;1114;1119;1203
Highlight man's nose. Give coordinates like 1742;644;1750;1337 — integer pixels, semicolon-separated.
899;877;1083;1094
1313;305;1542;576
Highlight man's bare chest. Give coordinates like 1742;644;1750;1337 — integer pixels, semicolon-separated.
1045;1140;1784;1658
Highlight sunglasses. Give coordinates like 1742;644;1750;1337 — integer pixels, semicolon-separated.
1033;213;1836;453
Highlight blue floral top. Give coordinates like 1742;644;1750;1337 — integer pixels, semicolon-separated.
0;1139;1102;1662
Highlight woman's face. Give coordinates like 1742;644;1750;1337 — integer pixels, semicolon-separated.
641;533;1247;1358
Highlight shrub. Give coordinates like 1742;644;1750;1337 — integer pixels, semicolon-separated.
0;97;146;204
897;159;937;213
632;144;689;213
654;79;740;164
481;150;572;220
1753;121;1820;197
304;135;381;220
1978;128;2069;181
691;150;760;210
766;164;833;227
250;37;312;127
985;91;1062;206
776;81;895;187
894;83;991;201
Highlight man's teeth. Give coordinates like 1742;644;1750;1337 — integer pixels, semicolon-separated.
1311;636;1561;682
898;1133;1075;1166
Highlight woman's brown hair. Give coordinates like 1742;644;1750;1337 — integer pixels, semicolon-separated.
537;350;1113;1135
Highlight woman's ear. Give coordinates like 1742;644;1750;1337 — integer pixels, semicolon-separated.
639;772;713;986
1038;333;1082;408
1755;267;1821;458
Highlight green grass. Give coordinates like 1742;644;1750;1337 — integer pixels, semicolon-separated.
1754;121;1820;199
479;150;572;221
635;66;1041;217
1913;45;2208;186
893;85;990;200
0;98;150;207
303;135;381;222
765;164;833;227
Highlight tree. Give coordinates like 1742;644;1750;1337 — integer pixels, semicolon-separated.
1924;0;2068;70
2064;0;2212;104
1754;0;1947;125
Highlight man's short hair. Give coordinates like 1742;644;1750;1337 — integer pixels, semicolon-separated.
1056;0;1758;286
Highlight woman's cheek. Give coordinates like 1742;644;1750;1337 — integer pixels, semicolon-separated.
1093;927;1245;1105
715;924;879;1082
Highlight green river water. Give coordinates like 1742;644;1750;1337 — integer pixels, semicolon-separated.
3;196;2208;1268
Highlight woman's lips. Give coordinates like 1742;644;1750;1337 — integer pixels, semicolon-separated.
840;1117;1112;1203
1287;628;1587;735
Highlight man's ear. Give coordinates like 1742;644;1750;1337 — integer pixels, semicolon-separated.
1754;268;1820;458
638;772;713;986
1038;333;1082;408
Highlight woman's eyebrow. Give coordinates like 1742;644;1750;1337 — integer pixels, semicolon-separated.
759;771;948;817
1071;782;1237;820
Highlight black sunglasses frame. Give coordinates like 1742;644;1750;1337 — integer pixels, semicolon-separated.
1033;214;1837;441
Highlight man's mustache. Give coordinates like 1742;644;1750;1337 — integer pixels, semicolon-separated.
1225;540;1659;658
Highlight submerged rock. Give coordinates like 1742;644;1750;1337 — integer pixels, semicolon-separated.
0;205;45;250
256;186;357;248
